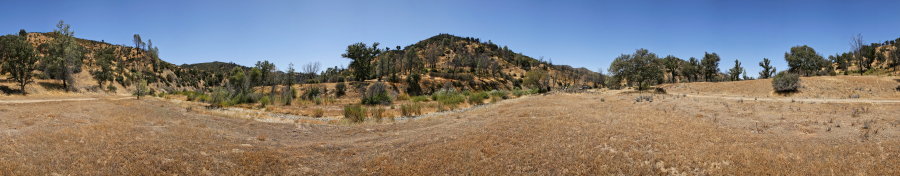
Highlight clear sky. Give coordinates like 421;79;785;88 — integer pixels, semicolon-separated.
2;0;899;75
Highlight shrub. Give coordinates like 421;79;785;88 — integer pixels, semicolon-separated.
311;108;324;118
468;91;490;105
259;96;271;107
396;94;410;101
371;107;386;122
411;95;430;102
512;88;538;97
209;88;232;108
106;85;117;92
335;82;346;97
489;90;509;99
133;80;150;99
432;90;466;108
343;104;366;123
361;82;393;105
302;86;322;100
772;71;800;93
400;103;423;117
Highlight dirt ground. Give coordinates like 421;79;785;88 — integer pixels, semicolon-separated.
1;77;899;175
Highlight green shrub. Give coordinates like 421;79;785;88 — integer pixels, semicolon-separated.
343;104;367;123
396;94;410;101
489;90;509;99
302;86;322;100
335;82;346;97
512;88;537;97
361;82;393;105
772;71;800;93
259;96;271;107
432;90;466;108
468;91;490;105
106;85;117;92
400;103;423;117
411;95;430;102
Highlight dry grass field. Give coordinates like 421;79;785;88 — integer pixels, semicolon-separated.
1;76;899;175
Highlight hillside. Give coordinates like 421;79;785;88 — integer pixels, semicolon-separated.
368;34;603;94
10;32;224;94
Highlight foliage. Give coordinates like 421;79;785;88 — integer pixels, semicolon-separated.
468;91;490;105
43;20;85;92
727;59;744;81
784;45;827;76
772;71;801;93
431;89;466;108
311;108;324;118
701;52;721;82
0;33;37;94
758;58;776;79
411;95;430;102
608;49;663;90
302;86;322;100
343;104;367;123
662;55;682;83
335;82;346;97
133;79;150;99
342;42;382;81
361;82;392;105
91;46;116;88
523;69;551;93
400;103;423;117
406;73;423;95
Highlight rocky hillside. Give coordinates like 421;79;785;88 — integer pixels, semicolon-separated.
369;34;603;94
21;32;224;93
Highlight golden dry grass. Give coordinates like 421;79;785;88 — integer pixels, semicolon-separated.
1;76;898;175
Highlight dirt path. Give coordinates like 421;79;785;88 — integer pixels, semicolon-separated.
0;97;133;104
679;93;900;103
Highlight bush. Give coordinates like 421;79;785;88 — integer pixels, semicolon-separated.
432;89;466;108
302;86;322;100
259;96;271;107
106;85;117;92
468;91;490;105
343;104;367;123
489;90;509;99
133;80;150;99
772;71;800;93
361;82;393;105
371;107;386;122
311;108;324;118
335;82;346;97
400;103;423;117
396;94;410;101
512;88;538;97
411;95;430;102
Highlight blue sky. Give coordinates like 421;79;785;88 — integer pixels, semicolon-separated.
2;0;899;75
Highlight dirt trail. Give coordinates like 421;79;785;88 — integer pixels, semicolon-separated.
679;93;900;103
0;97;133;104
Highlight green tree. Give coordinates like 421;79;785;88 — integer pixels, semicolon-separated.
661;55;682;83
91;46;116;88
608;49;663;90
133;34;144;50
523;69;551;93
0;33;38;94
43;20;85;92
701;52;720;82
758;58;776;79
727;59;744;81
784;45;826;76
681;57;701;82
229;67;248;93
342;42;382;81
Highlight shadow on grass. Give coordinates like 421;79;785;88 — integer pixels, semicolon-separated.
39;82;66;91
0;85;23;95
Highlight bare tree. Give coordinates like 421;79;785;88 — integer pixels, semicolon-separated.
302;62;321;82
850;34;864;75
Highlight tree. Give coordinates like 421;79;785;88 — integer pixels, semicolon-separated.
661;55;682;83
133;34;145;50
850;34;865;75
229;67;248;93
43;20;85;92
772;71;800;93
302;61;321;82
682;57;701;82
523;69;551;93
758;58;776;79
133;78;149;99
784;45;826;76
608;49;663;90
0;33;38;94
701;52;721;82
342;42;382;81
727;59;744;81
91;46;116;88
